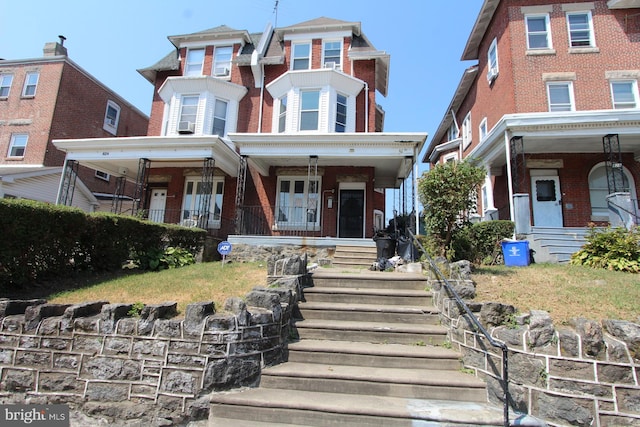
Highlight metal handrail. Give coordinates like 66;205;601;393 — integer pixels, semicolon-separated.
607;199;640;226
407;229;510;427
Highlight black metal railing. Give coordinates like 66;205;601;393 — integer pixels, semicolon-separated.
235;205;320;237
406;228;510;427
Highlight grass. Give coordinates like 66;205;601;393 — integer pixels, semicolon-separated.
45;262;266;316
471;263;640;325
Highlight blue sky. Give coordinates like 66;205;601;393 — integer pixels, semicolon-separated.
1;0;483;215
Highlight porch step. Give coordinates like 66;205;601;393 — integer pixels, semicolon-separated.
298;301;440;324
528;227;588;263
311;269;427;290
332;244;377;268
302;286;433;305
209;389;504;426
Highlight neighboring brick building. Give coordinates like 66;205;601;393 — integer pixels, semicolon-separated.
0;38;149;212
425;0;640;236
55;18;427;243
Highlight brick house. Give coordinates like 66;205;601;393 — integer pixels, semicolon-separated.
54;18;427;245
0;38;149;212
424;0;640;261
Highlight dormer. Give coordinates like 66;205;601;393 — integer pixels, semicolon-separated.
168;25;253;80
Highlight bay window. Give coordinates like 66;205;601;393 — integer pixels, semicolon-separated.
300;90;320;131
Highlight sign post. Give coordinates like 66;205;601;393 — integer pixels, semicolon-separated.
217;241;232;266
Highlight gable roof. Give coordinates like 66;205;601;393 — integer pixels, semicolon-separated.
461;0;500;61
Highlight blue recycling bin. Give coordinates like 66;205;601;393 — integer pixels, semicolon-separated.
501;240;530;267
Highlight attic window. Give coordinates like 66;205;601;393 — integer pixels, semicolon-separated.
292;42;311;70
185;48;205;76
213;46;232;77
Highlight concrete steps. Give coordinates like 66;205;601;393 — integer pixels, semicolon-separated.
527;227;588;263
208;269;503;426
331;244;377;268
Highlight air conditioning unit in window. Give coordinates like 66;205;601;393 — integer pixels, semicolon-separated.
324;61;338;70
487;67;499;83
178;121;195;134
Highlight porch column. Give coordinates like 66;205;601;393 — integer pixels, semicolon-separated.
504;131;516;235
111;176;127;214
234;155;247;234
198;157;215;229
56;159;79;206
483;168;498;220
133;158;151;216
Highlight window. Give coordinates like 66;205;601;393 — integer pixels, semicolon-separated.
567;12;595;47
610;80;638;109
323;40;341;69
185;48;205;76
300;90;320;131
589;163;633;219
95;170;110;181
276;177;320;229
292;43;311;70
103;100;121;135
8;134;27;157
182;178;225;228
212;99;228;136
462;113;472;149
526;14;552;49
335;93;347;132
22;72;39;97
278;96;287;133
447;122;459;141
213;46;232;77
479;117;488;141
0;74;13;98
487;38;499;82
443;152;458;163
547;82;575;111
179;95;199;125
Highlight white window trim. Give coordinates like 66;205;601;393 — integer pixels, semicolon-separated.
566;11;596;48
185;47;205;76
487;38;499;83
213;45;233;78
95;170;111;181
525;14;553;50
103;100;121;135
299;89;321;132
0;74;13;98
462;112;472;150
181;177;225;229
443;152;458;163
178;94;200;133
277;95;287;133
610;80;639;109
547;81;576;112
322;39;343;70
8;134;28;158
291;41;312;70
211;98;228;136
22;72;39;98
335;92;348;132
479;117;488;141
274;175;322;231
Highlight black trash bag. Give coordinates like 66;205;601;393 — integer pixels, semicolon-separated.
396;235;418;262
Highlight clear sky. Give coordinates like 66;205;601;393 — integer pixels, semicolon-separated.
1;0;483;215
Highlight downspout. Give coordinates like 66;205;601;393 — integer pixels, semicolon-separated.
258;62;265;133
364;82;369;133
504;130;516;239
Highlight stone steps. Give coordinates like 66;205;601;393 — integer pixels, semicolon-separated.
208;269;502;426
331;245;377;269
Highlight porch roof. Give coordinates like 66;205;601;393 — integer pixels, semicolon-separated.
468;109;640;168
228;132;428;188
52;135;241;179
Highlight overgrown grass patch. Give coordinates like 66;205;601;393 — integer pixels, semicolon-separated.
472;263;640;324
48;262;266;315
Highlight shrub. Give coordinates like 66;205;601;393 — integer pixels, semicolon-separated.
570;226;640;272
450;220;515;263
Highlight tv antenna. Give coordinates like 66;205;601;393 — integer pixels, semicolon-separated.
273;0;279;27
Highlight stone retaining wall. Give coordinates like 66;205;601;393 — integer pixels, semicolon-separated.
429;271;640;427
0;269;304;426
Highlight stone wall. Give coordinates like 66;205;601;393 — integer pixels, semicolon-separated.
0;267;304;426
429;267;640;427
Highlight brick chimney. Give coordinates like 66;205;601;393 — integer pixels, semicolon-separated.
43;35;68;57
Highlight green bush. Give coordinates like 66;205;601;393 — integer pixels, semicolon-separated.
450;220;514;263
570;226;640;272
0;199;206;288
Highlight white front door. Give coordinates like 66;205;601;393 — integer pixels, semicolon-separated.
531;175;563;227
149;189;167;223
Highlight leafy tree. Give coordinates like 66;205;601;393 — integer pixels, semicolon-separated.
417;160;486;255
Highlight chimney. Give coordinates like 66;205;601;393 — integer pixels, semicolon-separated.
43;35;68;57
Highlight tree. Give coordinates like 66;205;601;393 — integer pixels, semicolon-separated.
418;160;486;253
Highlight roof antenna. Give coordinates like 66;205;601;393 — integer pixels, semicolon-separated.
58;35;66;46
273;0;279;27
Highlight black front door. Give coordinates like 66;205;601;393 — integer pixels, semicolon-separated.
339;189;364;238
